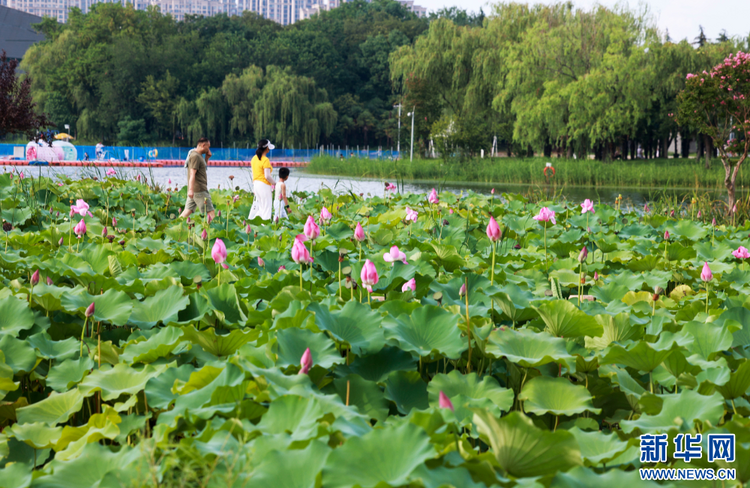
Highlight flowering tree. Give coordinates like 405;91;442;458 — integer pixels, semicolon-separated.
676;51;750;211
0;50;51;139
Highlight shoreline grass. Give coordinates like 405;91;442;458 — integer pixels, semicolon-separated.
307;155;750;190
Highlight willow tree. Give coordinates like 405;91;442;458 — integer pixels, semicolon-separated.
254;66;337;148
676;51;750;211
222;66;264;141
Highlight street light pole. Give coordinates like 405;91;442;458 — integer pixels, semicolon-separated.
407;108;415;162
394;103;401;158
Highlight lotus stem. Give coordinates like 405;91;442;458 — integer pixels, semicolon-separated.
465;277;472;373
705;284;709;315
490;241;496;286
544;223;548;273
731;398;737;415
553;415;559;432
300;265;303;289
80;316;88;357
338;260;342;300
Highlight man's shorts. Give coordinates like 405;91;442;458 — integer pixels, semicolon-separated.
185;191;215;214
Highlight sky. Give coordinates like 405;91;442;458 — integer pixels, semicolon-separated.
419;0;750;43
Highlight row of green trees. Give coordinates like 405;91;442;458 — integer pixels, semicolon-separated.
15;0;750;154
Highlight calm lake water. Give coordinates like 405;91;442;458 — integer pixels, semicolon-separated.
11;165;740;208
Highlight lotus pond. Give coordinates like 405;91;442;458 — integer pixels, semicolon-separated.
1;173;749;487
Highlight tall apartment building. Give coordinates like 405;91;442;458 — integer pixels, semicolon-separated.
4;0;424;25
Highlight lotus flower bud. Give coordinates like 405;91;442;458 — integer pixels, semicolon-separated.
30;270;40;286
258;256;265;267
712;218;716;226
664;231;670;240
85;302;95;317
491;188;495;194
212;239;229;269
402;278;416;293
438;391;454;412
304;216;320;240
112;217;117;227
278;265;286;271
593;271;599;281
700;262;713;282
697;210;702;219
299;348;313;375
46;276;53;286
354;222;366;242
246;225;251;234
459;283;466;297
578;246;588;263
102;226;108;237
428;188;439;204
486;216;501;242
360;259;379;292
201;229;208;241
58;237;63;246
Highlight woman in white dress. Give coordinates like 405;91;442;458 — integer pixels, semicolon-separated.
248;140;275;221
273;167;290;220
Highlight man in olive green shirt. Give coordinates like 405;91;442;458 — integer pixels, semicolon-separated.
180;137;216;220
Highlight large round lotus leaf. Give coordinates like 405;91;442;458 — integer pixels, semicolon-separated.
16;389;84;425
519;376;601;416
0;295;35;337
584;313;641;350
336;347;417;382
601;340;676;373
120;327;186;364
474;410;582;478
202;283;247;325
128;287;190;330
326;374;390;422
0;461;32;488
0;335;37;374
60;287;133;325
27;333;79;362
180;326;258;356
410;464;488;488
717;306;750;347
567;427;630;465
382;305;466;359
590;282;630;303
78;363;169;401
684;321;734;360
308;301;385;356
715;360;750;400
534;300;603;338
492;285;539;323
322;421;435;488
31;442;141;488
8;421;62;449
46;357;94;392
667;220;708;241
620;390;725;433
274;327;344;370
144;363;195;410
248;440;331;488
383;370;429;414
255;395;327;441
428;370;513;414
551;466;663;488
485;328;574;368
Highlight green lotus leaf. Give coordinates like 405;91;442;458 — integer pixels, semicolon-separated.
17;389;84;425
474;410;582;478
535;300;604;338
0;461;32;488
551;466;662;488
46;358;95;392
171;293;212;326
383;370;429;414
585;313;641;350
336;347;417;382
410;463;488;488
31;442;142;488
248;440;332;488
0;352;19;397
567;427;631;465
120;326;187;364
428;370;513;415
275;327;344;370
0;295;35;337
128;287;190;329
0;335;38;374
325;374;390;422
27;333;79;362
667;220;708;241
519;376;601;416
308;300;385;356
78;363;170;401
202;283;247;326
8;422;63;449
144;364;195;410
322;421;435;488
383;304;466;359
60;287;133;325
486;328;574;368
492;284;539;323
684;321;735;359
715;360;750;400
600;340;676;373
620;390;725;433
53;407;122;461
254;395;328;440
180;326;258;356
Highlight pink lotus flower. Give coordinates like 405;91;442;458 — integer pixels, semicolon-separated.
258;256;265;267
533;207;556;225
459;283;466;297
57;182;63;187
58;237;63;246
733;246;750;259
70;199;92;217
405;208;418;223
486;216;501;242
106;168;116;176
31;270;40;286
697;210;702;219
85;302;95;317
291;237;313;264
233;195;239;203
581;199;594;214
211;239;229;269
733;204;737;213
19;172;24;180
385;182;397;191
201;229;208;241
360;259;379;292
136;175;141;182
428;188;439;204
278;265;286;271
701;262;713;282
438;391;454;412
712;218;717;226
449;209;454;214
246;225;251;234
304;216;320;240
491;188;495;195
402;278;416;293
644;203;650;213
320;207;332;222
46;276;53;285
217;211;222;218
102;226;108;237
383;246;407;265
112;217;117;227
593;271;599;281
354;222;366;242
664;231;670;240
578;246;588;263
299;348;313;375
74;219;87;237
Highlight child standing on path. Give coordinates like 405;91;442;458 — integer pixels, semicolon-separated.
274;167;290;220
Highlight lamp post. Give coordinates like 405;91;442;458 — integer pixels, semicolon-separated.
394;103;401;159
407;108;415;162
64;124;70;142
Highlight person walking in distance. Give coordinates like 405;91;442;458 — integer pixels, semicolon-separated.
180;137;215;220
248;139;276;221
